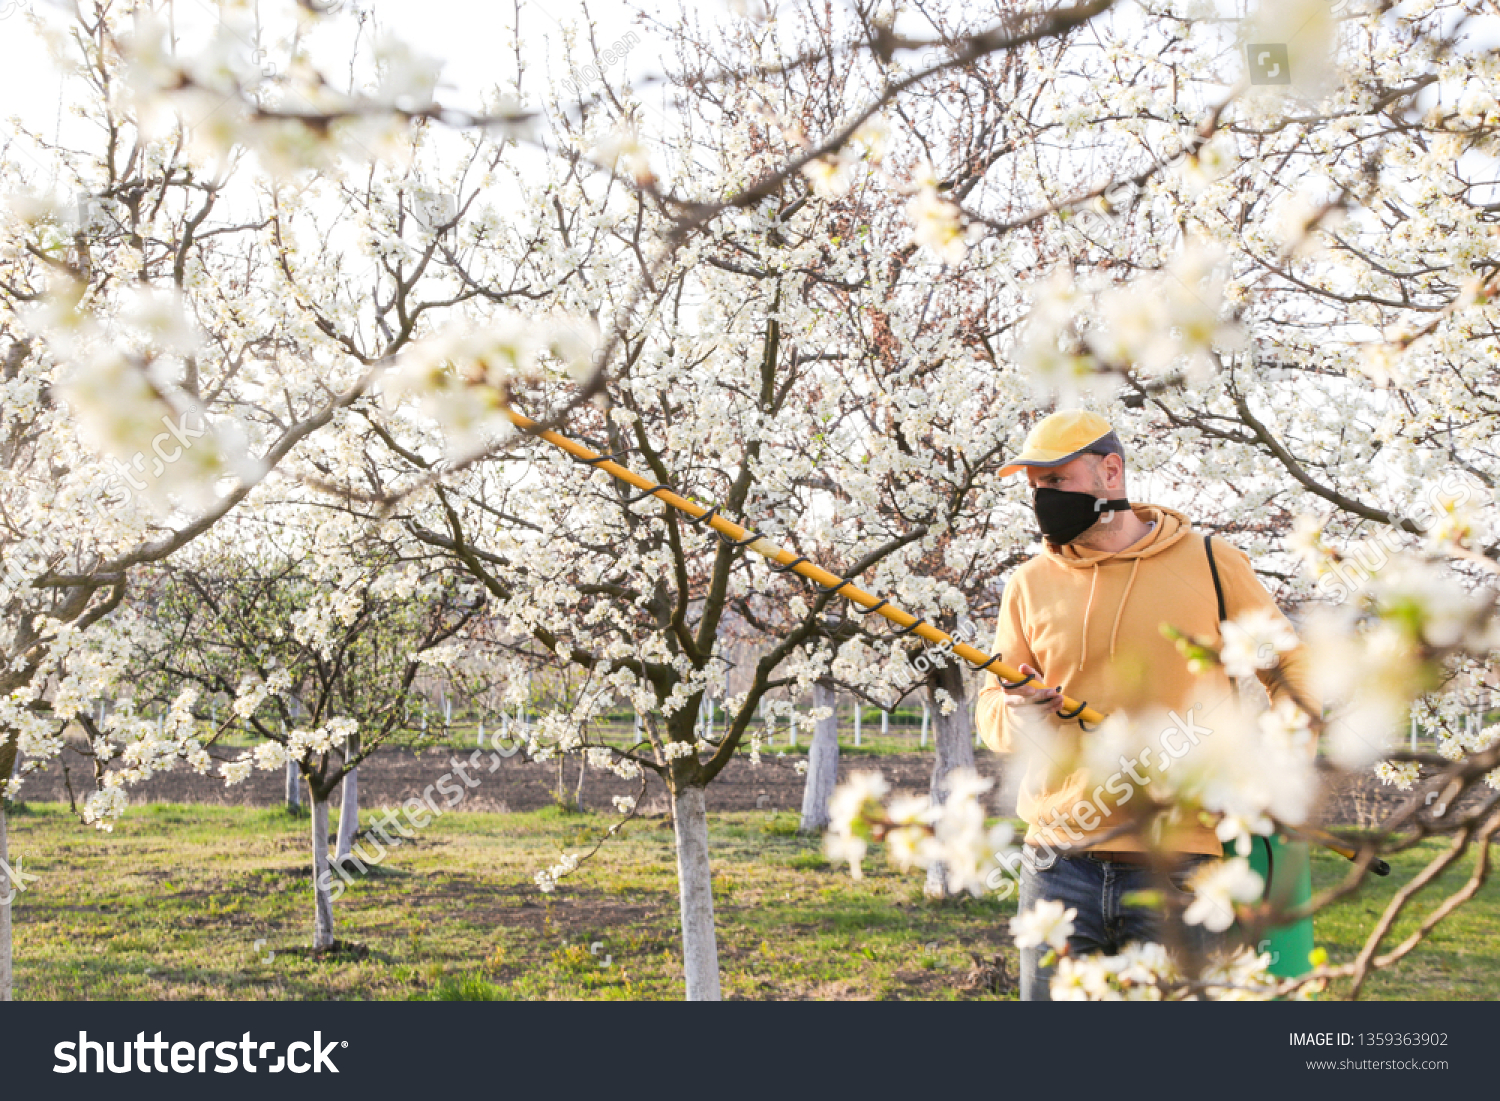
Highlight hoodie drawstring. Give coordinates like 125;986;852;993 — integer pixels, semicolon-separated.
1079;562;1100;671
1108;557;1143;660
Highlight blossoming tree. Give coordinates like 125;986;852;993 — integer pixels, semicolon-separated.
123;513;485;949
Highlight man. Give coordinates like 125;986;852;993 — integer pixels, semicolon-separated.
974;409;1317;1000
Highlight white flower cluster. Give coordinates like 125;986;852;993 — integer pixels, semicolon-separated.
1373;759;1422;791
1368;558;1477;650
412;643;465;668
1303;601;1457;771
533;851;580;894
906;165;966;266
1;692;65;785
26;279;255;515
1436;723;1500;791
1017;246;1244;394
284;718;358;764
231;674;271;720
117;11;485;178
1051;941;1178;1001
1009;898;1075;952
80;786;130;831
1181;858;1264;933
1071;702;1317;862
661;740;695;761
383;315;598;458
220;756;255;786
1050;942;1283;1001
1197;946;1302;1002
611;795;636;814
824;769;1016;894
800;117;890;199
253;742;289;770
1218;608;1300;680
290;589;366;658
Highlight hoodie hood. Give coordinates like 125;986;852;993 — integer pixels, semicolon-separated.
1041;504;1193;671
1043;503;1192;567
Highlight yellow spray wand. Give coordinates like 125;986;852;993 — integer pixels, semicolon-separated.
502;405;1104;727
502;406;1386;873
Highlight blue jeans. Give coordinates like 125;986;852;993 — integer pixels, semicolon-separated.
1017;850;1232;1001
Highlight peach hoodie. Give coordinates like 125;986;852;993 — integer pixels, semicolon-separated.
975;503;1317;856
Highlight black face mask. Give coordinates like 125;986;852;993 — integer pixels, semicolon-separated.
1032;487;1131;545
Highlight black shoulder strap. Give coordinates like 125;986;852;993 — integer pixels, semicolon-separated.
1204;533;1226;622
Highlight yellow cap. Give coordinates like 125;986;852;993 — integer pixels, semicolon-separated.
999;410;1124;477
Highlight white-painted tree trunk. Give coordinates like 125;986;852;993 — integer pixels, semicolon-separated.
335;769;359;863
0;799;11;1001
672;785;721;1001
925;663;976;898
311;795;335;949
285;758;301;812
334;732;360;863
799;681;839;832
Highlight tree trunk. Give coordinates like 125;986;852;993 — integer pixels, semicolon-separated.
925;661;976;898
672;785;721;1001
335;771;359;863
799;680;839;833
285;758;301;812
0;798;11;1002
334;733;360;863
311;794;336;949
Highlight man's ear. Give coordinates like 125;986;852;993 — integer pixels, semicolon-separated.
1100;453;1125;493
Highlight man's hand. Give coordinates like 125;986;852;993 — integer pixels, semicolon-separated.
1003;663;1065;724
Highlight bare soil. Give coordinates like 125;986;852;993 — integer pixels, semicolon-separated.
15;741;1478;828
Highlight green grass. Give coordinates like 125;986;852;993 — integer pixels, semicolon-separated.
3;802;1497;999
1310;829;1500;1000
180;720;939;758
